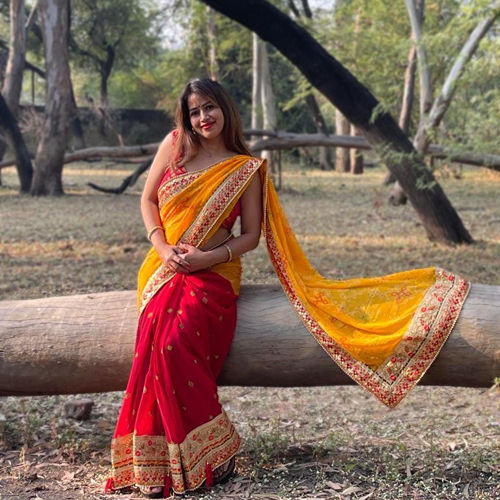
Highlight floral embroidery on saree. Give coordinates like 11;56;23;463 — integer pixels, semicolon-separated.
158;170;204;209
263;186;470;406
111;410;241;493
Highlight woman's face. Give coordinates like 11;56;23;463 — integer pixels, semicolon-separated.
187;93;225;141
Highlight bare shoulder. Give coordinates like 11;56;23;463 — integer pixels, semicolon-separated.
158;130;176;153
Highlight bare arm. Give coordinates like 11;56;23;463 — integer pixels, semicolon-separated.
179;171;263;271
141;132;190;272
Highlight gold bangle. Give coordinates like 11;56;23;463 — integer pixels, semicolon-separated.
223;243;233;262
147;225;164;241
204;233;233;252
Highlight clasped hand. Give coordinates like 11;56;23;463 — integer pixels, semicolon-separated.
160;243;210;274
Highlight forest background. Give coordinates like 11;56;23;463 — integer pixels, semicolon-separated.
0;0;499;499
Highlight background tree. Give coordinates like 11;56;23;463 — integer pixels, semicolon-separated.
31;0;72;195
288;0;334;170
199;0;473;245
390;0;500;204
0;0;33;192
69;0;161;107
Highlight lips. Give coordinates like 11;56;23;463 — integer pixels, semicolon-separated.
201;122;215;130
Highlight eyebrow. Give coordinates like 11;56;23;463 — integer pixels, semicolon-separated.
189;101;212;112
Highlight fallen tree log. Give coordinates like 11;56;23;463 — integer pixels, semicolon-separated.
1;133;499;170
0;284;498;396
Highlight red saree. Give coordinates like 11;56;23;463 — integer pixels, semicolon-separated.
108;156;258;494
108;154;469;495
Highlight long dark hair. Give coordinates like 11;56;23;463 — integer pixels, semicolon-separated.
170;78;251;166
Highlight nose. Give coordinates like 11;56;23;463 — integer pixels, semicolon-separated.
200;108;211;121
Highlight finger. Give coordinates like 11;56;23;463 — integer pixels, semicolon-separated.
177;257;191;268
177;244;190;254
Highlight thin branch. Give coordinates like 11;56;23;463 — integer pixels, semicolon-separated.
288;0;300;18
25;0;39;31
405;0;433;116
427;8;500;130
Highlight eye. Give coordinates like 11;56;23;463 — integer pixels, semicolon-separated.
190;110;199;117
205;104;215;110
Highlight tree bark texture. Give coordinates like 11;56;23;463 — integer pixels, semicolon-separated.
199;0;472;245
0;92;33;191
399;43;417;136
385;39;418;185
206;6;219;80
349;124;363;174
0;284;497;396
335;110;350;172
405;0;432;117
31;0;72;196
1;0;33;192
3;0;26;117
305;93;333;170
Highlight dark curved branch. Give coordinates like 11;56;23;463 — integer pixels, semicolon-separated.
87;158;152;194
199;0;472;245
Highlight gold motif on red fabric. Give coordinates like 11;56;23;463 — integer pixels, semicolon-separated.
110;410;241;493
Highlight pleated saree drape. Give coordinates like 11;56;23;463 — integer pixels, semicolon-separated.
108;155;469;493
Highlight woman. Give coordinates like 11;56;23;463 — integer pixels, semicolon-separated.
107;79;261;498
107;78;469;498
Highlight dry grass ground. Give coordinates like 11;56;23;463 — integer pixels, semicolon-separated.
0;161;498;500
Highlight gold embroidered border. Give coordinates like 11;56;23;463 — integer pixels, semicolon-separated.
139;157;264;313
181;158;263;246
375;268;466;384
158;170;204;210
265;207;470;407
110;410;241;494
158;156;247;209
139;265;176;314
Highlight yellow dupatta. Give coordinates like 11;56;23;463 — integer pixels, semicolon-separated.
138;155;470;407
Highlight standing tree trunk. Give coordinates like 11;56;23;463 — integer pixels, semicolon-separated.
348;5;364;175
251;33;262;134
1;0;33;192
289;2;333;170
0;93;33;191
31;0;72;196
305;93;333;170
200;0;472;245
68;86;86;150
349;124;363;174
66;0;85;151
99;46;114;108
260;38;277;172
206;6;219;80
384;34;418;185
391;0;499;205
335;110;350;172
2;0;25;116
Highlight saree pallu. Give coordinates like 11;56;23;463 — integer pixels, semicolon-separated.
109;154;469;493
